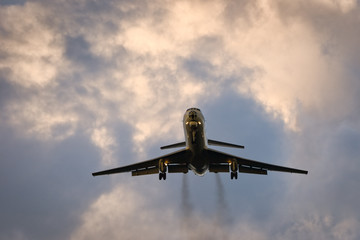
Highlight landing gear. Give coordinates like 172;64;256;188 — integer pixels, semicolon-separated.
159;159;167;180
230;159;238;180
159;172;167;180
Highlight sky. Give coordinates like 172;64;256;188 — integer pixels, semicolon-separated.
0;0;360;239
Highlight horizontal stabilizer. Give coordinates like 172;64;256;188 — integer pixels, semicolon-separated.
160;142;186;150
208;139;244;149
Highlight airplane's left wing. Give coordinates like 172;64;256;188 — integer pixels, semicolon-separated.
206;148;308;175
92;148;190;176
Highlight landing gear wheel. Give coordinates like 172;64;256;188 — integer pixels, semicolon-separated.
231;172;238;180
159;172;167;180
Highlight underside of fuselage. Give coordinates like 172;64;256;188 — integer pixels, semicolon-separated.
183;108;209;176
188;155;209;176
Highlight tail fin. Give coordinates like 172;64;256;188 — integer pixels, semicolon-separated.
208;139;244;149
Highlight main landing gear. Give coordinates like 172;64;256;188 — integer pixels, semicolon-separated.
159;159;167;180
159;172;166;180
230;171;238;180
230;159;238;180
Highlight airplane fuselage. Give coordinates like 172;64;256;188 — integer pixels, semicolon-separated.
183;108;208;175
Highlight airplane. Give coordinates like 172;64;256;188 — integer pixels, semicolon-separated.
92;108;308;180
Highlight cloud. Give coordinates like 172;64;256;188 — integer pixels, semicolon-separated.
1;0;360;239
0;2;65;87
227;0;358;131
274;214;360;240
70;184;181;240
71;179;270;240
1;0;359;146
0;1;208;163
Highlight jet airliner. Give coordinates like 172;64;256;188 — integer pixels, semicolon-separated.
92;108;308;180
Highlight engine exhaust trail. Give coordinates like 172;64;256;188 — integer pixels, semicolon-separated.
181;174;193;238
215;173;227;222
214;174;232;239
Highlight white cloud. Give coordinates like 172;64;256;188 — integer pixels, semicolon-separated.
0;1;212;162
274;214;360;240
4;90;79;141
71;182;271;240
332;218;360;240
2;0;359;151
315;0;357;13
90;127;116;165
70;184;181;240
226;0;351;131
0;2;65;87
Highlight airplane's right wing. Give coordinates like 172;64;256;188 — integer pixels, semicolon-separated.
206;148;308;175
92;148;191;177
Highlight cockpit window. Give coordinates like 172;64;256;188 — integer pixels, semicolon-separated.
187;107;200;112
189;111;197;120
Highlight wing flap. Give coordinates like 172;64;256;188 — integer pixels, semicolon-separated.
205;148;308;175
239;166;267;175
92;148;190;176
92;159;159;176
132;167;159;176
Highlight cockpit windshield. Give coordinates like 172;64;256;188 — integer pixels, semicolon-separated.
186;107;200;112
189;111;197;120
